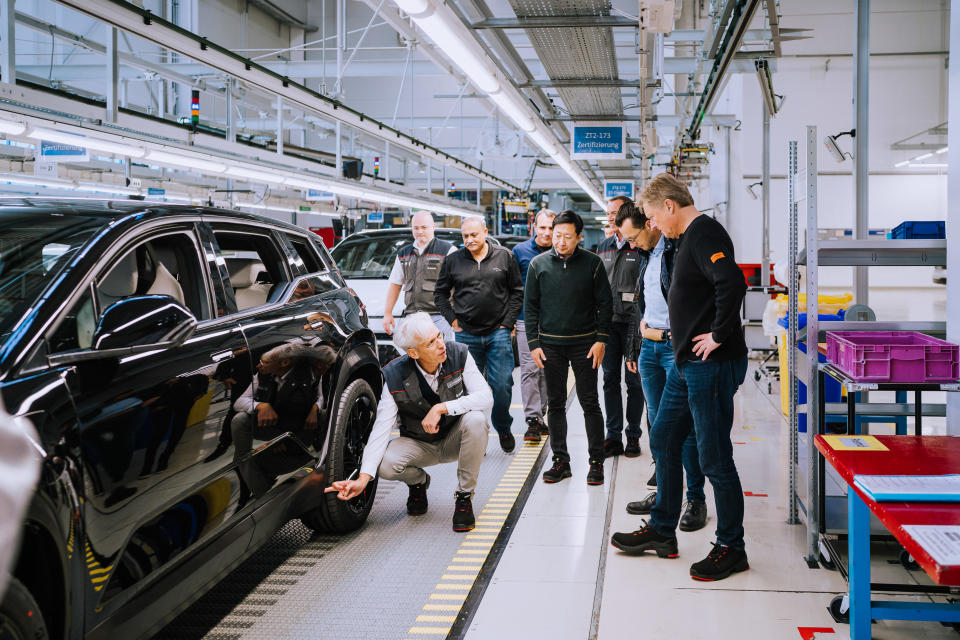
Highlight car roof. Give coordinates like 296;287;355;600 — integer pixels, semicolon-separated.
337;228;501;245
0;197;307;234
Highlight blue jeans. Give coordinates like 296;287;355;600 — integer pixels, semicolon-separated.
650;355;748;549
601;321;645;440
638;339;705;502
455;328;514;437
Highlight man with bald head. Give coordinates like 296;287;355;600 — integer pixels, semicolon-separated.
384;210;457;342
435;217;524;453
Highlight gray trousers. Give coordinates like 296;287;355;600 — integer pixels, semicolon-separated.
378;410;488;494
515;319;547;420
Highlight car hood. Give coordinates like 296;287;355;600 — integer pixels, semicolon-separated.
344;278;399;334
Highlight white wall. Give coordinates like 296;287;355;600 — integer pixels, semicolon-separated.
709;0;949;292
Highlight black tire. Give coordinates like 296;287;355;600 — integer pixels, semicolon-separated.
301;378;379;534
0;577;48;640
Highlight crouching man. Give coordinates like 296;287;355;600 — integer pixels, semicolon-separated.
327;312;493;532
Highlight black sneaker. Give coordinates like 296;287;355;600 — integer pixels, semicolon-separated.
523;418;542;444
542;458;572;483
624;436;641;457
499;433;516;453
610;521;679;557
626;491;657;515
452;491;475;532
679;500;708;532
586;458;604;485
646;467;657;488
603;438;624;458
690;543;749;581
406;473;430;516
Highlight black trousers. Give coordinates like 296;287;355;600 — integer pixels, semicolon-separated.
542;341;605;463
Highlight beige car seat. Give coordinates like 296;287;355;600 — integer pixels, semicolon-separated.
227;258;271;310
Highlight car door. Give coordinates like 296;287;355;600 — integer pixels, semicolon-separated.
44;222;254;630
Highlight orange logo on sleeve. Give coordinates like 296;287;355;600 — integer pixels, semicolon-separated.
710;251;726;263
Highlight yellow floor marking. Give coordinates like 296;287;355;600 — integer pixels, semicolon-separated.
446;565;481;572
510;403;523;409
466;534;498;539
436;583;472;590
750;437;764;441
441;574;477;581
452;557;485;563
416;615;458;623
481;509;511;514
424;604;461;612
462;542;493;548
429;593;467;601
456;549;490;555
408;625;451;634
742;425;755;429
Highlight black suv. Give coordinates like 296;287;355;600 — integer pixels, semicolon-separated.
0;200;381;639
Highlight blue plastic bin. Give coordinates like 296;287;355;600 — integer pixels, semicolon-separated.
777;309;845;331
889;220;945;239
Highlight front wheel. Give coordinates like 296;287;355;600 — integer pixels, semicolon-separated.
301;378;379;534
0;577;48;640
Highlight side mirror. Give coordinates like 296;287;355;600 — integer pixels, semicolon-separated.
49;295;197;366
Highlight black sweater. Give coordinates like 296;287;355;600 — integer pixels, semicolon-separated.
524;247;613;348
434;240;524;336
667;215;747;364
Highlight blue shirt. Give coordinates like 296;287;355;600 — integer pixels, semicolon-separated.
643;235;670;330
513;237;551;321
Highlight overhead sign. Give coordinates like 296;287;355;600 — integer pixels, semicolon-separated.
570;124;625;160
147;187;166;196
604;181;634;200
366;211;384;223
307;189;335;202
503;199;530;214
40;139;89;162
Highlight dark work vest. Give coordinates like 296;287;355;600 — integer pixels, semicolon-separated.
598;235;641;323
398;237;453;315
270;362;320;432
382;341;469;443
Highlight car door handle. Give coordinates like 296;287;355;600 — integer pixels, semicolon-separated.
211;350;234;363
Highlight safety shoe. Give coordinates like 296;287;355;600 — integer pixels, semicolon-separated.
690;543;749;581
542;457;572;483
679;500;708;532
499;432;516;453
646;466;657;488
452;491;476;532
603;438;624;458
586;458;604;485
610;521;679;557
626;491;657;515
406;473;430;516
624;436;642;457
523;417;543;444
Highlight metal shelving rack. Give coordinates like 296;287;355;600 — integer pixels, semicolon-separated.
787;126;950;564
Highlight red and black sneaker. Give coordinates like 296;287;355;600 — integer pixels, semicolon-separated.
452;491;475;532
542;457;572;483
523;417;543;444
406;473;430;516
586;458;604;485
610;521;679;557
690;543;749;581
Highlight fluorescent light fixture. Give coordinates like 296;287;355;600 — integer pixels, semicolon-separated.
284;176;327;190
74;182;141;196
488;90;536;133
527;129;558;156
936;146;949;154
0;172;140;196
145;150;227;173
914;153;933;161
226;165;288;183
908;163;947;168
415;13;500;94
0;118;27;135
894;160;910;168
27;127;146;158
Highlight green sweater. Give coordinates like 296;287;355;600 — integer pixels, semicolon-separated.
523;247;613;348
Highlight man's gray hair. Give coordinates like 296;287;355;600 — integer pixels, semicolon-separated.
461;215;486;229
395;312;440;351
535;208;557;225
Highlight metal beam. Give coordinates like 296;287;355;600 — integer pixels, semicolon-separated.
247;0;318;32
853;0;870;305
0;0;14;85
517;79;657;88
761;98;770;285
471;16;637;29
105;27;118;122
50;0;517;191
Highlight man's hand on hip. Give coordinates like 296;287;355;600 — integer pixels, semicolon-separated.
451;319;462;332
587;342;606;369
422;403;448;433
692;333;721;360
531;347;546;369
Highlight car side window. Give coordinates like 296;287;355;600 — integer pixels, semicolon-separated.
212;229;290;312
47;289;95;353
284;233;325;274
96;233;211;321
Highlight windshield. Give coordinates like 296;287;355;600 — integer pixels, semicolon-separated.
331;235;412;279
0;214;104;342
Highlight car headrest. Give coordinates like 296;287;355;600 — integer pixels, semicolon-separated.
227;258;268;288
100;252;139;298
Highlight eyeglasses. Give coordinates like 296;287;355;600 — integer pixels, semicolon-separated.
419;332;443;350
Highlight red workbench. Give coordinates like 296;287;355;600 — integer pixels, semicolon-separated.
814;434;960;638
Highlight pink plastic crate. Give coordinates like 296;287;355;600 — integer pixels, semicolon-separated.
826;331;960;383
